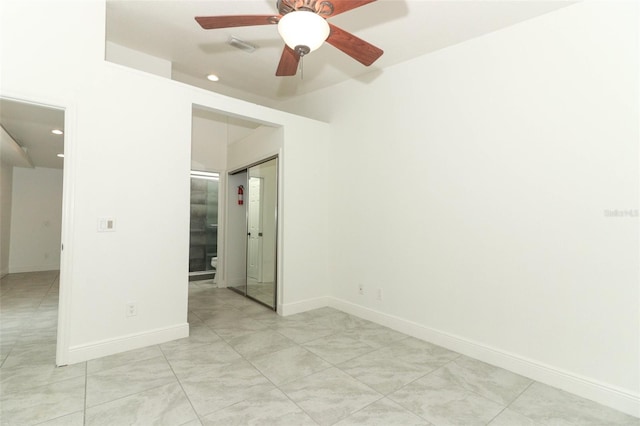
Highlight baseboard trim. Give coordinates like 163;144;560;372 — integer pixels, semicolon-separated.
328;297;639;418
65;323;189;365
9;264;60;273
280;296;330;316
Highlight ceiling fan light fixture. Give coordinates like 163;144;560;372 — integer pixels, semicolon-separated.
277;11;329;55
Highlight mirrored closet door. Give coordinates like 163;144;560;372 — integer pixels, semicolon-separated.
227;157;277;310
245;158;277;308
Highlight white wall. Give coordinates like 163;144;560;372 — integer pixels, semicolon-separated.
106;42;171;79
0;163;13;277
283;1;639;416
191;113;227;172
1;0;330;365
227;125;283;172
8;167;63;273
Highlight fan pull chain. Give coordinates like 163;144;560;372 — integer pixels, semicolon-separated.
299;54;304;80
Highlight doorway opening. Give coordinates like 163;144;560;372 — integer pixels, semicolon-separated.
188;170;219;282
0;97;66;366
227;157;278;310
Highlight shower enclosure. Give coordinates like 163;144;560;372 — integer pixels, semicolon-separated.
189;170;219;281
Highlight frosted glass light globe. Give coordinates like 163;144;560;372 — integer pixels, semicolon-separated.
277;11;330;54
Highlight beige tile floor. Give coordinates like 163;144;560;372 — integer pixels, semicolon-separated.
1;271;638;425
246;280;275;308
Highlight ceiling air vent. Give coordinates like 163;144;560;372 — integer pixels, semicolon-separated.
228;36;257;53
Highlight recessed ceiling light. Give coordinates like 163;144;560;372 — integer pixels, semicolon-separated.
206;74;220;82
51;129;63;135
57;153;64;158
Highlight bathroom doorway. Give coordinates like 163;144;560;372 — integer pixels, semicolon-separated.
188;170;220;282
227;157;278;310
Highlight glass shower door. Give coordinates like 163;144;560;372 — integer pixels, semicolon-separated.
189;171;219;281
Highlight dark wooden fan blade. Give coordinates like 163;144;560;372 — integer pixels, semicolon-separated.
324;0;377;17
276;45;300;76
195;15;278;30
326;23;383;66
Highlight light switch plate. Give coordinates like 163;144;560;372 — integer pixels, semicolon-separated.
98;217;116;232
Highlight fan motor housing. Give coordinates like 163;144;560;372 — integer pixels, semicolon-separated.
277;0;334;16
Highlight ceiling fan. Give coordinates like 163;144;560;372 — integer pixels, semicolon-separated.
195;0;384;76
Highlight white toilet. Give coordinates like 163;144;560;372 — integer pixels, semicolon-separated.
210;257;218;283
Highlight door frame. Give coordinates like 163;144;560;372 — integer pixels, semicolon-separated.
1;93;77;367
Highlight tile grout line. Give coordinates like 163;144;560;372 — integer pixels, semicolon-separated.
34;272;57;311
432;359;517;409
484;405;509;425
244;343;324;426
275;322;403;424
84;352;181;413
220;311;325;424
384;359;456;421
328;393;388;426
157;344;203;425
434;358;539;425
498;379;539;424
188;289;374;425
485;385;539;426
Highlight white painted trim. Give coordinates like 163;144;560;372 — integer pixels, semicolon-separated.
8;264;61;273
66;323;189;365
328;297;640;418
57;99;77;367
276;147;284;315
280;296;330;316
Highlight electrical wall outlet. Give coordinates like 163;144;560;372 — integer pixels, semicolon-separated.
358;283;364;295
126;302;137;317
377;288;383;301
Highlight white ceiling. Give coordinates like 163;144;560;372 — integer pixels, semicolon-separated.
106;0;573;104
0;99;65;169
2;1;573;169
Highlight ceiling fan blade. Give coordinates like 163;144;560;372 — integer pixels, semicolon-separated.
324;0;377;17
326;24;383;66
276;45;300;76
195;15;278;30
